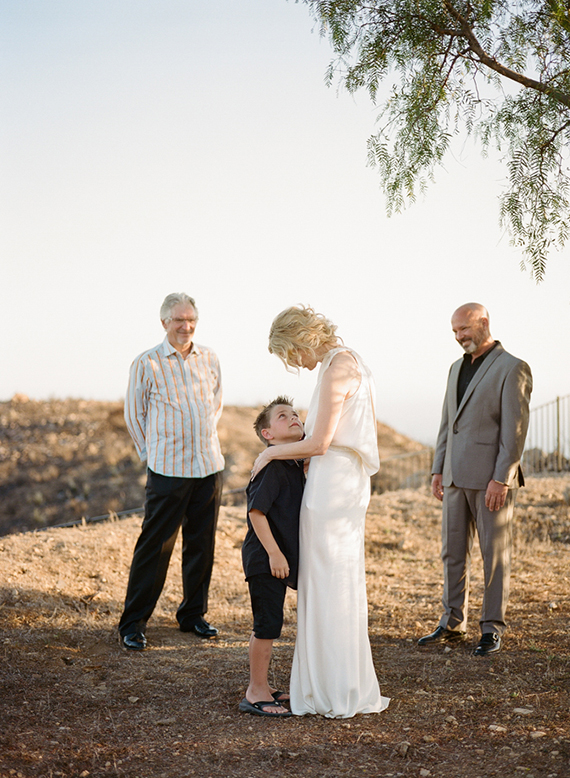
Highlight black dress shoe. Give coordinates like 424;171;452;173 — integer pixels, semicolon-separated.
418;625;466;646
120;631;147;651
473;632;501;657
180;617;219;638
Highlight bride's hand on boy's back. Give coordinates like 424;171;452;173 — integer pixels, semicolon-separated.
251;448;272;480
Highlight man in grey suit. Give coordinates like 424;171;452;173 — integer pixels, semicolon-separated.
419;303;532;656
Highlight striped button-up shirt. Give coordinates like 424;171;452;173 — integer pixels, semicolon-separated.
124;337;224;478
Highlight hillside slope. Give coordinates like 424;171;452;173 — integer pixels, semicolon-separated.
0;397;424;535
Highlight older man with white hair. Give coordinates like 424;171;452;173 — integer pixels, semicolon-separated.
118;293;224;650
419;303;532;656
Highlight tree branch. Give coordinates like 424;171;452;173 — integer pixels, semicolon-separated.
541;117;570;151
443;0;570;109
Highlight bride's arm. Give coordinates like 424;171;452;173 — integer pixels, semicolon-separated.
251;351;360;477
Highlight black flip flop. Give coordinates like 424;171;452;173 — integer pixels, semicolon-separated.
239;698;292;717
271;690;290;703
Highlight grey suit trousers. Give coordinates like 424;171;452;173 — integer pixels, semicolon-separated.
438;485;516;635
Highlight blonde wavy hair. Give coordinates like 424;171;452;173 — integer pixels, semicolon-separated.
268;305;341;370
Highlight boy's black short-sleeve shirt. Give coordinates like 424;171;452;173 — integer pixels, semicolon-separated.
242;458;305;589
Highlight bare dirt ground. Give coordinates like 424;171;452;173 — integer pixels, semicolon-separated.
1;473;569;778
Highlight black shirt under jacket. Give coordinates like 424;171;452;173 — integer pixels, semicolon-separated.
457;341;499;406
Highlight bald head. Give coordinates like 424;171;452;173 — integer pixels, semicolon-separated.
451;303;494;360
453;302;490;323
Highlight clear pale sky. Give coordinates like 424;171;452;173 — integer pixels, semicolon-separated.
2;0;569;445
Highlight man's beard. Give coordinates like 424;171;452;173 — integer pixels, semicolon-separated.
461;339;478;354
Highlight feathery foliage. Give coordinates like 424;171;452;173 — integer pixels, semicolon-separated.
300;0;570;281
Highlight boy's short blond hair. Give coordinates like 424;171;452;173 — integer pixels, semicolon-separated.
254;396;295;445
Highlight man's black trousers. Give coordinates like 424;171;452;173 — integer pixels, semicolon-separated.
118;468;223;637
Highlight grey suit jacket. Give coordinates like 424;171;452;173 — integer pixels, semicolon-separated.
432;343;533;490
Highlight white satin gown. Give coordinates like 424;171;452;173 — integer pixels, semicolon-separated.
290;348;390;718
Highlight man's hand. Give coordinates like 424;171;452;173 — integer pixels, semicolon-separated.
268;550;289;579
485;480;508;511
431;474;444;502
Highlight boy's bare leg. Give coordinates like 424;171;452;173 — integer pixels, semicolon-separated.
246;633;288;713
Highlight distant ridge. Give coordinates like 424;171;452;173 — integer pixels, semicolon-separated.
0;397;423;536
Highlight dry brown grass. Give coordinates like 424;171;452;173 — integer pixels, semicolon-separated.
1;476;569;778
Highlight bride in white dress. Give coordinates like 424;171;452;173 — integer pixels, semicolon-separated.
252;305;389;718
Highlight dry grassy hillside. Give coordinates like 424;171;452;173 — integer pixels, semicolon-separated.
0;397;424;536
0;476;569;778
